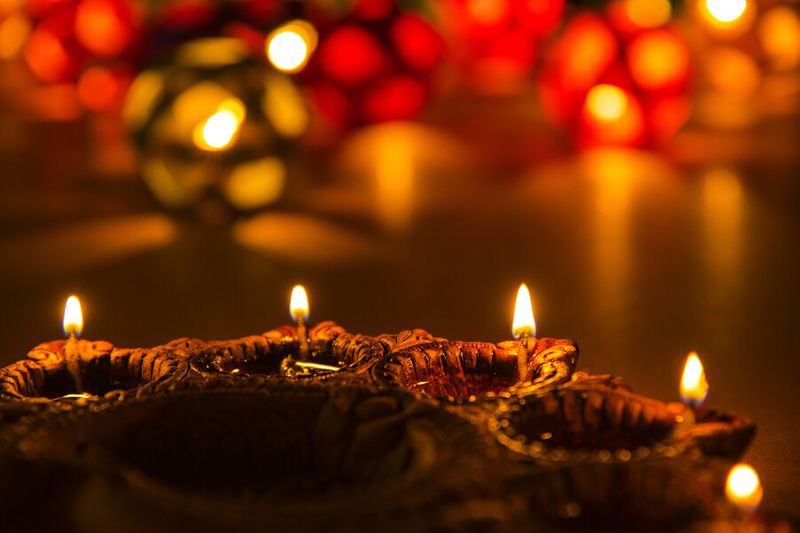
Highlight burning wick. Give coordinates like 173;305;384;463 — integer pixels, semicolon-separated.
62;295;85;391
290;284;310;361
680;351;709;410
726;463;763;512
512;283;537;382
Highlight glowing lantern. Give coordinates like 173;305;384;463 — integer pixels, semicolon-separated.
725;463;763;511
124;37;308;218
538;12;691;148
303;1;446;129
444;0;565;92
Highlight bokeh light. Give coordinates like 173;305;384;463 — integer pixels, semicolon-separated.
586;84;628;122
266;19;317;73
625;0;671;29
627;29;690;91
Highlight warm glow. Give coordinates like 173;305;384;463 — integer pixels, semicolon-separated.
193;98;245;151
512;283;536;339
75;0;131;57
468;0;508;25
680;352;709;407
0;12;31;59
628;30;689;91
586;84;629;122
267;20;317;73
726;463;763;511
625;0;671;28
704;0;747;23
62;295;83;338
290;284;309;322
759;6;800;71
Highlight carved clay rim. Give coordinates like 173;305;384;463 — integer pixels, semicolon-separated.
188;324;386;381
0;340;189;403
371;338;577;405
490;385;691;464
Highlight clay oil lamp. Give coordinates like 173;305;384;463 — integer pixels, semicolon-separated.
0;295;186;414
189;285;385;380
373;283;578;403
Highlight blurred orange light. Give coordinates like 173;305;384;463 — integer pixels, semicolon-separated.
628;30;689;91
625;0;671;28
24;27;72;82
77;66;122;111
75;0;132;57
467;0;508;25
586;84;628;122
0;12;30;59
759;6;800;71
556;15;618;92
705;47;760;99
726;463;763;511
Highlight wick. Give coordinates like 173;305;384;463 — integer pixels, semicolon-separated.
65;332;84;393
296;316;309;361
515;331;535;383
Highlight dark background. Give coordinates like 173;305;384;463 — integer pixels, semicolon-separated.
1;88;798;516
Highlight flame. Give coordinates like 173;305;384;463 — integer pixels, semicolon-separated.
290;285;309;322
193;98;245;151
266;20;317;73
726;463;763;511
680;352;709;407
586;84;629;122
512;283;536;339
62;295;83;338
703;0;747;24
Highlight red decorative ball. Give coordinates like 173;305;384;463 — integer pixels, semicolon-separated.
538;9;692;149
22;0;142;110
302;0;446;129
443;0;565;92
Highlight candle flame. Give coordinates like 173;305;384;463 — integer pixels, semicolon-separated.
266;20;317;73
512;283;536;339
680;351;709;407
193;97;245;151
725;463;763;511
63;295;83;338
290;284;309;322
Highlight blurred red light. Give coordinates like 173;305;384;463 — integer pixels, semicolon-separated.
363;75;426;123
391;14;446;72
318;25;386;86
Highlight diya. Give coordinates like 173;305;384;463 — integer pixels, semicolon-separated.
0;288;763;531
